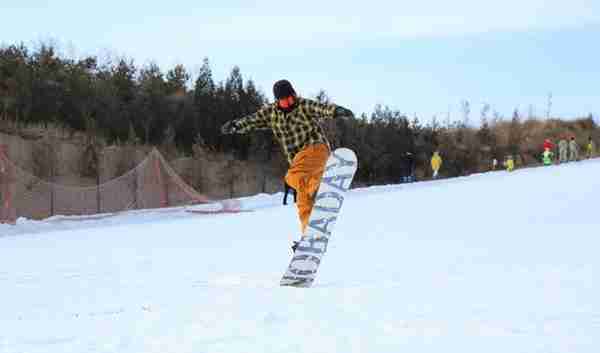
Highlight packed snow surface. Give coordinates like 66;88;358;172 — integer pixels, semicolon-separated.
1;160;599;352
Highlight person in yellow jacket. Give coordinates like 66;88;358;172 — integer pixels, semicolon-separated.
504;155;515;172
221;79;353;251
430;151;442;178
587;137;596;158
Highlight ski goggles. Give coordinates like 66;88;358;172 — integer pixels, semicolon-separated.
277;96;296;109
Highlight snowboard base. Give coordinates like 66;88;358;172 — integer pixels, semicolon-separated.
280;148;358;287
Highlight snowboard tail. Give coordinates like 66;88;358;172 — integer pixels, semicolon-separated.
280;148;358;288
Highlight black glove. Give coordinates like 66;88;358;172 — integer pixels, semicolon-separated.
221;120;241;134
334;105;354;119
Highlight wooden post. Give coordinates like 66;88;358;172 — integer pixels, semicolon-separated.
0;144;16;224
133;167;138;210
153;152;168;208
90;145;100;214
96;169;101;214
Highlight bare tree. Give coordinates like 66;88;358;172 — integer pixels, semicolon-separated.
528;104;536;120
461;100;471;127
546;92;552;119
480;103;490;121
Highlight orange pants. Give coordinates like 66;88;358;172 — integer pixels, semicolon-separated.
284;144;330;233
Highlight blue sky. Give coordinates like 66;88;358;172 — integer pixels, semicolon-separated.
2;0;599;122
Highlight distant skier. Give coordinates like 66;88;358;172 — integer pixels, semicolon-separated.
220;79;354;250
542;148;554;166
492;158;498;170
569;136;579;161
586;137;595;159
430;151;442;178
558;137;568;163
504;155;515;172
283;181;296;205
401;152;416;182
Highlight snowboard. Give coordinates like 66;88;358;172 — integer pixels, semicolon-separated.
280;148;358;288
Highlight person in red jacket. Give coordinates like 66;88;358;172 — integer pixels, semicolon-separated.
543;138;554;152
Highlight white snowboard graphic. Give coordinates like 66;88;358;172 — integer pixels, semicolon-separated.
280;148;358;287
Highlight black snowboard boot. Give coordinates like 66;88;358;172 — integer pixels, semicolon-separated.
291;241;300;252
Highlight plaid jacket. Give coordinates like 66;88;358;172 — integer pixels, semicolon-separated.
234;97;337;164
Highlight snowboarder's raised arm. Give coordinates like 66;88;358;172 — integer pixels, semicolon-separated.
302;99;354;121
221;107;272;135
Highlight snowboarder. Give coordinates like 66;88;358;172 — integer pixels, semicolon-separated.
542;148;554;166
430;151;442;178
569;136;579;161
586;137;595;158
220;79;354;250
558;137;568;163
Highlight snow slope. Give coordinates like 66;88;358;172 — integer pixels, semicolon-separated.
1;160;599;353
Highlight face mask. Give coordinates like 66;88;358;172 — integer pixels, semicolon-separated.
277;96;296;111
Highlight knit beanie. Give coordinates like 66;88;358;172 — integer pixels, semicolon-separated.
273;80;296;100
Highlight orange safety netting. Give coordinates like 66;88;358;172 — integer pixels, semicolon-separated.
0;147;239;224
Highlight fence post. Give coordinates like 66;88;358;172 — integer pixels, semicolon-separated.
0;144;16;224
96;169;101;214
133;166;138;209
153;151;168;207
